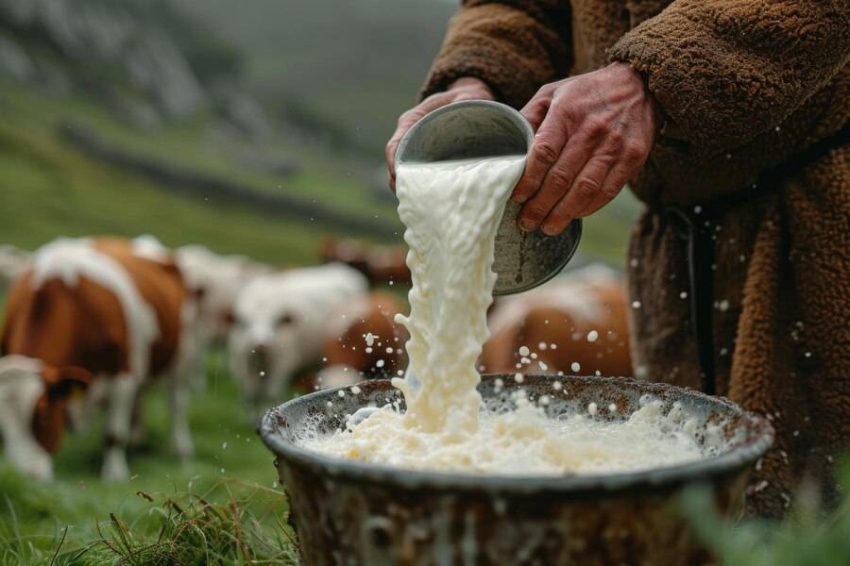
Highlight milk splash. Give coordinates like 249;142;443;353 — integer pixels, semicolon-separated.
304;155;712;474
392;156;526;435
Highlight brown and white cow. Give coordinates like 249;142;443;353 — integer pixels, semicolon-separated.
0;236;195;481
315;292;408;390
480;265;633;378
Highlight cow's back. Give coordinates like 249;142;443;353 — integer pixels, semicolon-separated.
2;269;129;374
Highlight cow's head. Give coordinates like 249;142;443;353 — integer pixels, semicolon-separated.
0;356;92;480
228;298;305;419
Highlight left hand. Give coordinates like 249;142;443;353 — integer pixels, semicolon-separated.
514;62;661;235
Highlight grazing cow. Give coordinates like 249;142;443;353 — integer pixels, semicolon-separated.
480;265;633;378
0;244;30;292
228;263;368;417
0;356;92;479
0;237;195;481
316;292;408;390
320;238;411;287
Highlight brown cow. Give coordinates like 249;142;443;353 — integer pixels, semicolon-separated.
480;265;633;378
0;236;195;481
315;292;408;390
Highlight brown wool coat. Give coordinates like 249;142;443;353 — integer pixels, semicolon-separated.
421;0;850;518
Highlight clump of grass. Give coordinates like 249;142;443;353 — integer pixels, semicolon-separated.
46;480;298;565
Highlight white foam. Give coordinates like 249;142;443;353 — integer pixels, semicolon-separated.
304;396;716;475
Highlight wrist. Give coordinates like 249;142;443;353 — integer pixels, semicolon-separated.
447;76;494;97
609;62;664;135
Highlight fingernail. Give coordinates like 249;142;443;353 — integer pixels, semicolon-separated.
512;192;528;204
541;223;560;236
518;218;536;232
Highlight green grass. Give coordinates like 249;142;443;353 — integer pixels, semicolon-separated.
0;352;297;564
0;104;337;265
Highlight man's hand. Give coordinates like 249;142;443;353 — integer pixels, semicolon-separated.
514;63;660;235
386;77;495;192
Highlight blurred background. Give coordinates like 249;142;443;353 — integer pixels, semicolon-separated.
0;0;638;265
0;1;640;561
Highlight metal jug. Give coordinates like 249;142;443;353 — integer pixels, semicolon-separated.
394;100;582;295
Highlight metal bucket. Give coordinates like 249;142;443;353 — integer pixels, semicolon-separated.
394;100;583;296
259;375;773;565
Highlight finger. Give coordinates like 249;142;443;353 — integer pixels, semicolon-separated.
578;163;630;218
579;138;649;216
540;154;614;235
517;134;595;232
512;112;568;205
385;94;454;189
521;96;550;131
520;83;556;129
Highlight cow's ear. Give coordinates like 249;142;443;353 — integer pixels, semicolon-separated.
43;366;93;401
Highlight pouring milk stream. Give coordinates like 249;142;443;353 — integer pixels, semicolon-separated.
305;103;711;473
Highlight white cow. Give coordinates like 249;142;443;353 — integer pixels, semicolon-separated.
228;263;369;418
175;245;272;348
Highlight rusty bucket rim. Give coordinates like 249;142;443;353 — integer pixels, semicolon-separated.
258;374;774;496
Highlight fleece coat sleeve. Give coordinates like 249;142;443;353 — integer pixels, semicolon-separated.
420;0;572;108
608;0;850;159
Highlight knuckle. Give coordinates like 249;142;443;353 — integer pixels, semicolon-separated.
623;141;647;161
523;202;551;220
533;141;560;165
546;169;574;190
601;182;623;200
583;117;608;137
573;177;601;200
607;129;625;147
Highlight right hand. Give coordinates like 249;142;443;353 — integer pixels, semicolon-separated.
385;77;495;192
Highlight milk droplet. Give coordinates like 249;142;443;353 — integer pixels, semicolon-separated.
365;347;373;354
514;373;524;384
680;291;688;299
587;331;599;342
222;442;227;450
518;346;530;357
538;342;548;350
552;381;563;391
718;300;729;312
338;390;345;397
550;343;558;350
376;359;385;368
608;403;617;413
588;402;598;416
351;386;362;395
571;362;581;372
632;301;641;309
630;258;639;268
538;361;548;371
385;347;394;354
530;352;538;360
538;395;550;406
365;333;376;346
